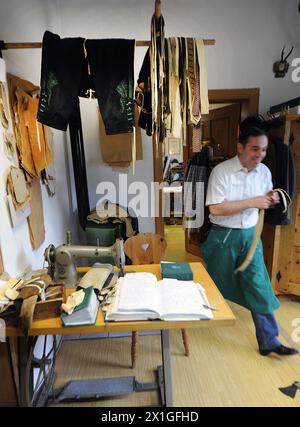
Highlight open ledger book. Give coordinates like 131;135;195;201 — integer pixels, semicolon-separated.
105;272;213;321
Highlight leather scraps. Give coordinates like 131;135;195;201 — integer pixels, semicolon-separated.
61;289;85;315
79;265;112;294
98;104;143;168
40;127;56;197
87;202;136;238
0;61;17;159
23;92;53;174
15;88;53;177
0;247;4;276
0;57;6;82
19;294;39;335
279;382;300;399
7;73;39;163
27;177;45;250
15;88;37;177
7;74;52;178
0;275;51;334
0;81;9;129
6;166;30;211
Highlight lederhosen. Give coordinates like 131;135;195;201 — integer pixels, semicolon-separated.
37;31;135;135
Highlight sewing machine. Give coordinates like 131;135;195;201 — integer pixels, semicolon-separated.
44;234;125;287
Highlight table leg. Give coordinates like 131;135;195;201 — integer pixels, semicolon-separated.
160;330;173;407
19;336;32;407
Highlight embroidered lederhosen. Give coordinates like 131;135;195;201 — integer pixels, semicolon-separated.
37;31;85;131
84;39;135;135
37;31;135;136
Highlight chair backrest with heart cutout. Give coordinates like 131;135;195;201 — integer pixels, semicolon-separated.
124;233;167;265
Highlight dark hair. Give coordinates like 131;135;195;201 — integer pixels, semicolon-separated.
238;126;267;146
240;116;264;133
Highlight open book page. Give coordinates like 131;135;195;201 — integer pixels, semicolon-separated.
106;290;155;321
105;274;213;322
159;279;213;320
117;272;162;315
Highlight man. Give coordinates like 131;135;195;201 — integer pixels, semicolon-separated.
201;127;298;356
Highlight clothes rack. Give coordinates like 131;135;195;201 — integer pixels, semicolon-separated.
0;0;215;54
0;39;215;52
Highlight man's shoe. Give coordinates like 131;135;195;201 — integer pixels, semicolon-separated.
260;345;299;356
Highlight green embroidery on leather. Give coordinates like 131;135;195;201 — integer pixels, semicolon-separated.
39;71;59;113
116;79;133;124
46;72;59;105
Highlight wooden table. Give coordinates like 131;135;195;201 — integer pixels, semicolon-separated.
6;262;235;407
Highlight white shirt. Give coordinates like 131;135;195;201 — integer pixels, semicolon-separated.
206;156;273;229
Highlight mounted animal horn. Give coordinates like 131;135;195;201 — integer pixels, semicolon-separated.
273;46;294;78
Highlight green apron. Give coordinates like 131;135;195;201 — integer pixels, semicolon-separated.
201;227;280;314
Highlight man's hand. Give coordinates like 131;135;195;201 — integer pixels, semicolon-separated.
268;190;280;206
250;192;280;210
209;191;280;216
250;195;274;209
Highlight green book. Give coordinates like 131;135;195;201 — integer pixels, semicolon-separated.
160;262;193;281
61;286;99;327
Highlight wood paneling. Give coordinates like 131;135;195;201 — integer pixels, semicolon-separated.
290;247;300;283
265;118;300;296
294;194;300;246
208;88;260;118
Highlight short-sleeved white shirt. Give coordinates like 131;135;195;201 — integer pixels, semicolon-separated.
206;156;273;229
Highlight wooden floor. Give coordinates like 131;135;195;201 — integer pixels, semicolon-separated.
52;226;300;407
163;225;201;263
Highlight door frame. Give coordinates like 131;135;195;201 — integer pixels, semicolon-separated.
153;88;260;237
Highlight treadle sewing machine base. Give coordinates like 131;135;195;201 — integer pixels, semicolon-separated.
50;367;166;405
8;263;235;407
20;330;173;407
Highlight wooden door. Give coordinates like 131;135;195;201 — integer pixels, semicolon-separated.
185;103;240;257
202;103;241;159
268;118;300;296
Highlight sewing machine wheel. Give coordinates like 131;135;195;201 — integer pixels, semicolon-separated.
44;244;55;279
24;335;58;407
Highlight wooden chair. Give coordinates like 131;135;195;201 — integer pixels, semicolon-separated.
124;233;190;368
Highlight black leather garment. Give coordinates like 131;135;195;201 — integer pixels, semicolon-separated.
85;39;135;135
37;31;85;131
37;31;135;135
263;138;296;225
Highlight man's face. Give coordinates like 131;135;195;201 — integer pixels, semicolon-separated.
237;135;268;170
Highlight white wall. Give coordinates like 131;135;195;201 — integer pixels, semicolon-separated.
0;0;299;274
0;0;77;276
58;0;300;234
57;0;300;111
183;0;300;112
